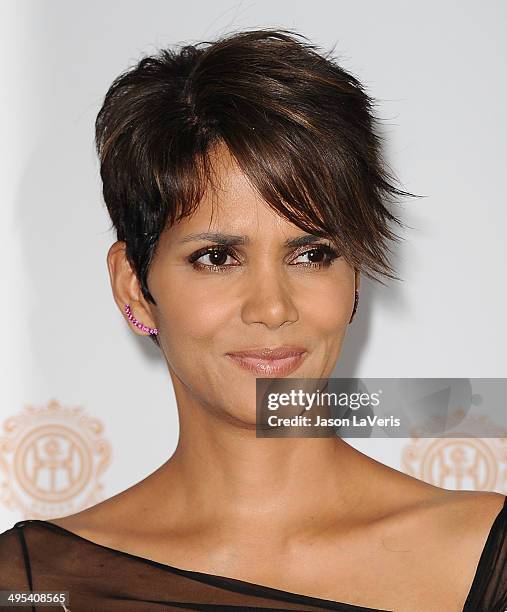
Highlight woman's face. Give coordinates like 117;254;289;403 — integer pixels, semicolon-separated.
146;145;358;424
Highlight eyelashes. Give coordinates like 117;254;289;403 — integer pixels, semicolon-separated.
187;243;341;273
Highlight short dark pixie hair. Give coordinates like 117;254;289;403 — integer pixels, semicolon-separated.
95;28;413;347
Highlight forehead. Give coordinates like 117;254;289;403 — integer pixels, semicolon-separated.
168;143;297;238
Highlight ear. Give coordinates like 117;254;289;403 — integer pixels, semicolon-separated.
354;268;361;293
106;241;157;336
348;267;360;325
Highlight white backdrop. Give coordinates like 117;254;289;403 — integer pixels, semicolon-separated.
1;0;506;530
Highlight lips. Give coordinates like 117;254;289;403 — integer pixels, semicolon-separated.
225;346;307;377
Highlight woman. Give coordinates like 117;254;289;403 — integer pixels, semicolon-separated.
1;28;505;612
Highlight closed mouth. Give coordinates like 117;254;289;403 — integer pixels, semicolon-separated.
225;349;308;377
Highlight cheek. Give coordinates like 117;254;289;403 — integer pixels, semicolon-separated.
297;278;353;335
157;277;234;346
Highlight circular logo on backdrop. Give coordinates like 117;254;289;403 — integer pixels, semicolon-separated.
402;435;507;492
0;399;112;518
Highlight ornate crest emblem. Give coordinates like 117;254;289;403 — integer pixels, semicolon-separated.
0;399;112;518
402;435;507;492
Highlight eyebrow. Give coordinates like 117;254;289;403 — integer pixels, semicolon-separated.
179;232;326;248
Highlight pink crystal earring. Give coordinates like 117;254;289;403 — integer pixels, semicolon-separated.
124;303;159;335
349;290;359;324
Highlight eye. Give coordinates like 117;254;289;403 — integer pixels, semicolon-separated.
188;246;240;272
291;244;340;268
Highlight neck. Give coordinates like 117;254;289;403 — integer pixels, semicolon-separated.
151;384;374;540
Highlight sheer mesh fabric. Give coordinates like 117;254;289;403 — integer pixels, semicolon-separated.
461;494;507;612
0;496;505;612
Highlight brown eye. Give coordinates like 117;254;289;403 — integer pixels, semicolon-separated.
203;249;229;266
292;244;340;268
306;249;325;263
188;246;239;272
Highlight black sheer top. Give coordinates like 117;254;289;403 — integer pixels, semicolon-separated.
0;495;506;612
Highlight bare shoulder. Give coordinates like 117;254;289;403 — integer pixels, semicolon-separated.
366;483;506;555
46;493;135;549
392;488;506;552
398;489;506;608
46;463;174;544
423;489;506;538
437;489;506;553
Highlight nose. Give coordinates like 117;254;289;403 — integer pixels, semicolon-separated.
240;265;299;329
